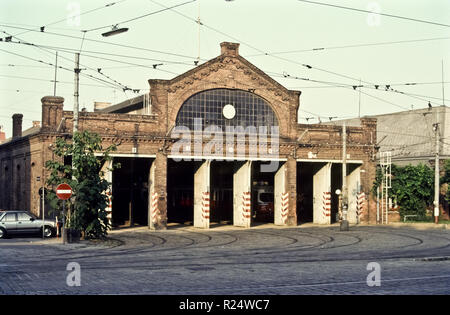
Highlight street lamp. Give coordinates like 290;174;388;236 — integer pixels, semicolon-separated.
102;25;129;37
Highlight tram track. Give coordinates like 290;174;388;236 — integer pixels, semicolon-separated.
7;226;449;273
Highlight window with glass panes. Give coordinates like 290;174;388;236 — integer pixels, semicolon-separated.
175;89;278;133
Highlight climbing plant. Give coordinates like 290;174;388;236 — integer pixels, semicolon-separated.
372;163;434;220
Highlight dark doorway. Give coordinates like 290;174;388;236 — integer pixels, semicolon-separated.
112;157;152;227
297;162;314;223
167;160;196;225
331;163;342;224
210;161;234;225
251;161;274;224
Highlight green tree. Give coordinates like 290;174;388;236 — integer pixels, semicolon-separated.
372;164;434;220
46;131;118;239
442;159;450;202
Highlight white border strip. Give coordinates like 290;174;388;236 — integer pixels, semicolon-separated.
94;153;157;158
297;159;364;164
168;155;287;162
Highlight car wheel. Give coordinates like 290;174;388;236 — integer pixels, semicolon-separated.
42;226;54;238
0;227;6;239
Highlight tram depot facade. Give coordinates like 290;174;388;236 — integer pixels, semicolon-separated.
0;42;378;230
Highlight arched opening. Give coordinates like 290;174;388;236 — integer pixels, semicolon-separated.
175;88;278;132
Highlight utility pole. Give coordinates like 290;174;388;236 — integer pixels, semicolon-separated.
73;52;80;136
340;122;349;231
53;52;58;96
433;60;444;224
42;186;45;239
196;0;201;65
434;119;439;224
71;53;80;231
358;79;361;118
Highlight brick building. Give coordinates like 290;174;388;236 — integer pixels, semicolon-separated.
0;42;378;229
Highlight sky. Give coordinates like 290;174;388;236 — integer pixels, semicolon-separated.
0;0;449;138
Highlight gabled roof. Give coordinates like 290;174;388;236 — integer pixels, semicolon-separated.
104;42;300;114
162;42;297;97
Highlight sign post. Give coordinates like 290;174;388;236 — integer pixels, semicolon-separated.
56;183;72;245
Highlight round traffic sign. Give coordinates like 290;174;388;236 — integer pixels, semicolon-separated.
56;183;72;200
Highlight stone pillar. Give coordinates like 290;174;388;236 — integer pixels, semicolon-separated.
233;161;252;228
362;157;377;224
313;162;332;224
148;151;167;230
347;165;362;224
194;160;211;229
100;159;113;228
12;114;23;138
286;157;297;226
274;162;287;226
41;96;64;132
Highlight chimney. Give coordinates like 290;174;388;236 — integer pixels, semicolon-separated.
41;96;64;131
12;114;23;138
220;42;240;57
32;121;41;128
0;125;5;143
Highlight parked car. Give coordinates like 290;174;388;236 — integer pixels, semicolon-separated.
0;210;57;239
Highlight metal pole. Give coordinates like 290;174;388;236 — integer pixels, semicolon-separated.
434;60;445;224
358;79;361;118
434;110;440;224
340;122;349;231
53;51;58;96
73;52;80;136
42;186;45;239
72;53;80;230
62;200;66;245
376;186;379;224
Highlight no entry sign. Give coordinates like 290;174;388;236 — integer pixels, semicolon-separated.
56;183;72;200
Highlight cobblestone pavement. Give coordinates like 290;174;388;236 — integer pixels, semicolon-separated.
1;224;449;295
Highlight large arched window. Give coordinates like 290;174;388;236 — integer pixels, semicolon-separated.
175;89;278;132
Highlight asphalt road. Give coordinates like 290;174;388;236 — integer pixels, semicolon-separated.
0;224;449;295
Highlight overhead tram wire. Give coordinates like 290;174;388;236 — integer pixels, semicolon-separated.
1;36;193;77
13;35;441;111
0;74;124;89
1;2;197;92
7;40;182;76
2;6;447;102
148;0;447;108
5;40;196;67
1;31;139;92
9;1;129;38
2;17;444;114
149;0;267;56
6;21;443;105
0;47;130;91
297;0;450;29
83;0;197;33
269;70;448;107
277;70;441;137
0;24;202;61
245;37;450;58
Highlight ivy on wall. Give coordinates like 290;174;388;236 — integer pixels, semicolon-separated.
372;163;435;219
443;160;450;203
